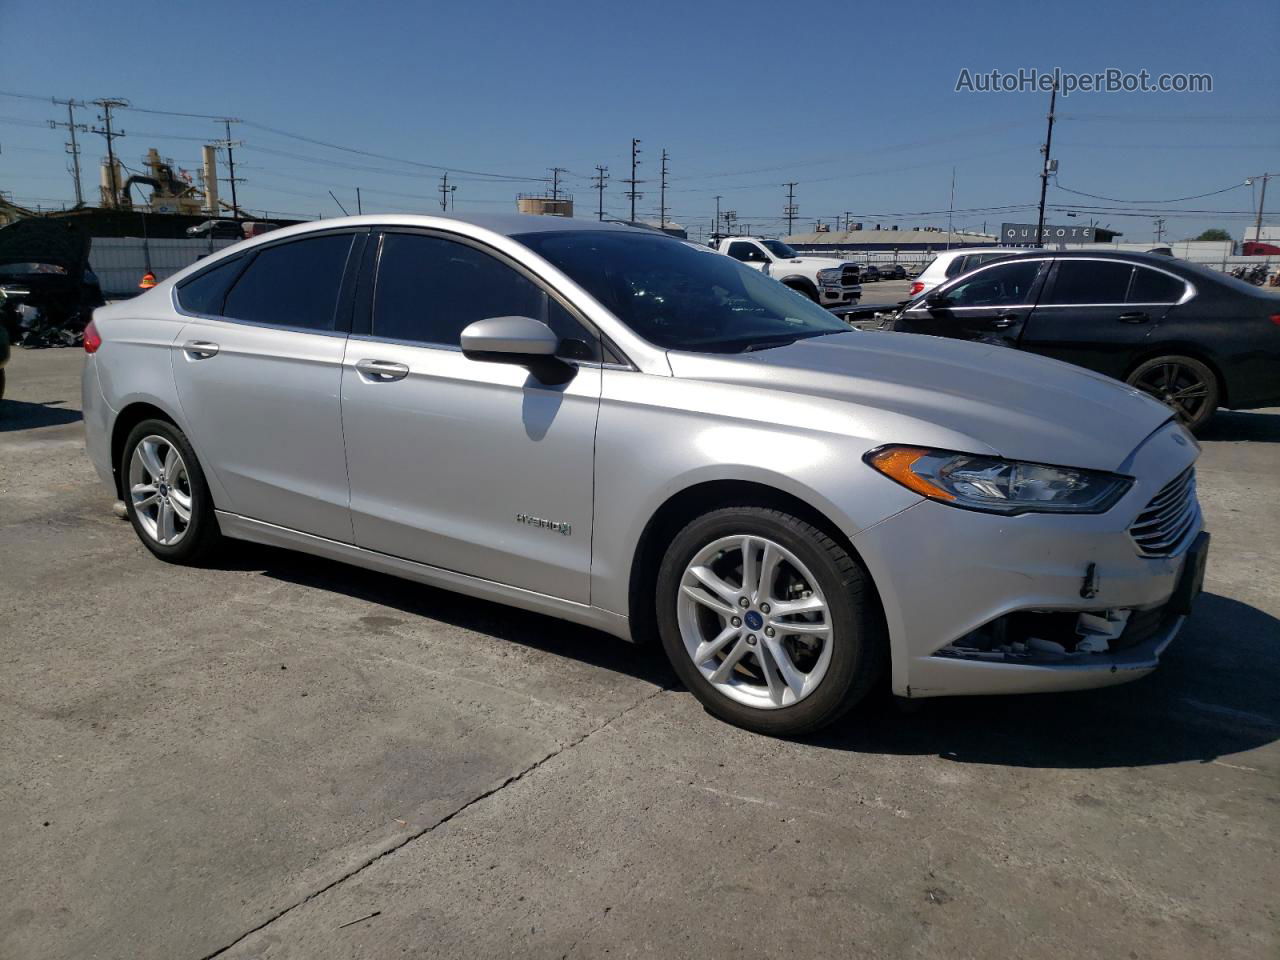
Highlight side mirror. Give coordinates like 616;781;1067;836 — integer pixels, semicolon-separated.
924;293;951;310
460;316;573;383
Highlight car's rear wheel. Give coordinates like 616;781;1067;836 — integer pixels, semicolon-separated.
121;419;223;564
1127;355;1219;431
656;506;885;736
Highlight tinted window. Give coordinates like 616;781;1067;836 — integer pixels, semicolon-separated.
759;239;797;258
516;230;848;353
223;234;354;331
727;242;767;263
1129;267;1185;303
944;255;969;278
1049;260;1133;304
944;260;1042;307
372;233;599;360
176;256;243;315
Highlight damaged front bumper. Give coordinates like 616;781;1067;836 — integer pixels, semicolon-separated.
850;426;1203;699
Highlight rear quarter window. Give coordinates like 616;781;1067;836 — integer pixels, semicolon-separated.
175;256;244;316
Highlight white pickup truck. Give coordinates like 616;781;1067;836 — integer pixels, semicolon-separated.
716;237;861;312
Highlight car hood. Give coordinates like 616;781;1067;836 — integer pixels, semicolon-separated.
0;217;92;274
774;256;850;271
666;331;1172;471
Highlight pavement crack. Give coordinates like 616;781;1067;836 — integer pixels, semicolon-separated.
198;685;665;959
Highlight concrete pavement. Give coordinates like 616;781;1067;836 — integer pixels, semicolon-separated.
1;347;1276;959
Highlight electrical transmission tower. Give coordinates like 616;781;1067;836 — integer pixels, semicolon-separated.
90;98;129;208
622;138;644;222
213;118;245;218
659;149;669;228
50;98;88;206
592;165;609;221
784;181;798;236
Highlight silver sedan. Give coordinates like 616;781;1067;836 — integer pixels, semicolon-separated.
81;214;1207;735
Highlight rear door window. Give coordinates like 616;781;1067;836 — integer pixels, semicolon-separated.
727;242;768;263
944;255;970;278
1047;260;1134;305
223;233;355;331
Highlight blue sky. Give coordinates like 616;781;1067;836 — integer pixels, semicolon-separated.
1;0;1276;241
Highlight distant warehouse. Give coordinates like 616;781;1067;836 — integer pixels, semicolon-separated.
784;225;996;252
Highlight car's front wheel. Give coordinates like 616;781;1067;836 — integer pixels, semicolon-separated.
1126;354;1219;432
656;506;886;736
121;419;223;564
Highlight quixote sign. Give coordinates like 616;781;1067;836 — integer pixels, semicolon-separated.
1001;222;1096;245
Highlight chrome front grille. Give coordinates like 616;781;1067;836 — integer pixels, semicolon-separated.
841;266;860;287
1129;468;1199;557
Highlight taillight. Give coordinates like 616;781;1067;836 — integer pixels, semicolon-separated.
910;281;925;296
83;319;102;354
1270;314;1280;327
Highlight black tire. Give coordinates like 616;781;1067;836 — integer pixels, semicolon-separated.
120;418;223;565
0;368;6;403
1126;354;1219;432
655;506;886;736
784;282;820;303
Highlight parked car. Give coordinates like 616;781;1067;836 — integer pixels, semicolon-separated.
0;301;9;401
892;250;1280;430
0;218;105;346
83;214;1207;735
716;236;861;312
879;263;907;280
908;247;1040;298
859;264;881;282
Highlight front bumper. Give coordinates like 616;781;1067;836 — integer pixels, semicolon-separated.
850;422;1202;698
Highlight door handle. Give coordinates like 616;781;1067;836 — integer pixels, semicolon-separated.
182;340;219;358
990;313;1019;329
1118;312;1149;324
355;359;409;382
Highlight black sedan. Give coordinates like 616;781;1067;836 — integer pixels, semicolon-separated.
890;250;1280;430
879;263;907;280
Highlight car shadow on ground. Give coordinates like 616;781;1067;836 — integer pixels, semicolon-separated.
815;592;1280;769
222;544;679;689
0;399;83;433
220;543;1279;770
1199;409;1280;443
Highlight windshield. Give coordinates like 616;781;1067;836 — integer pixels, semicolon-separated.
516;230;848;353
759;239;798;259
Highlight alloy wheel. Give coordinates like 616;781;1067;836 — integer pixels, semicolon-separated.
677;535;833;710
1132;361;1211;426
128;434;193;546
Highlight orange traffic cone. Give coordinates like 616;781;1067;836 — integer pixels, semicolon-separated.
139;271;157;290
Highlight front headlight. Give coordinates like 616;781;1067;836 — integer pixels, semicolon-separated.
865;446;1132;514
817;268;843;283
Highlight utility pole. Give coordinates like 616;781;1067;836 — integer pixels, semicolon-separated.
659;149;669;228
91;98;129;209
592;165;609;221
1034;81;1058;246
438;172;456;211
1153;217;1166;244
214;118;245;219
50;98;88;206
623;138;644;223
784;181;798;236
713;195;723;241
946;167;956;250
549;166;567;201
1248;173;1271;244
842;211;854;231
356;187;362;215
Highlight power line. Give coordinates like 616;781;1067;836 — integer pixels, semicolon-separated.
1053;179;1249;204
